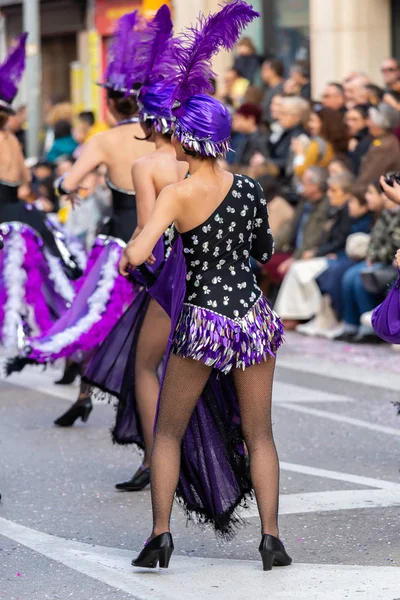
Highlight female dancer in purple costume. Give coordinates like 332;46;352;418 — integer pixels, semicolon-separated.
83;7;189;492
121;0;291;570
0;35;81;348
122;0;292;572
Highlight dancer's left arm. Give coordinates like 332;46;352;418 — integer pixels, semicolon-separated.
251;182;275;264
120;186;178;275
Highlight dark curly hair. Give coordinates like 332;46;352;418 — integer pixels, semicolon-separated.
313;105;349;155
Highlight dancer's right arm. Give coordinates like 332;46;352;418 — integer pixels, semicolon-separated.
63;137;105;191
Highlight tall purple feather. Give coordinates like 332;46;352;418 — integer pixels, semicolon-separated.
130;4;175;88
169;0;260;106
0;33;28;103
104;11;141;91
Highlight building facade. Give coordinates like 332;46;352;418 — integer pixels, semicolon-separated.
0;0;399;113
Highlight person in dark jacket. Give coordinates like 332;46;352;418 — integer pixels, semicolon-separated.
233;37;262;84
229;103;269;168
275;170;355;327
261;58;285;124
345;104;373;175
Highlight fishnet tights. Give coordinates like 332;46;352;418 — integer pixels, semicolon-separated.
150;354;279;538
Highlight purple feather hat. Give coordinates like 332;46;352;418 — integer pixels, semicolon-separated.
101;11;142;94
0;33;28;115
167;0;260;157
133;5;176;134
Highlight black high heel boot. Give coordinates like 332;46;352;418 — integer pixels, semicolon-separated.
132;533;174;569
54;398;92;427
54;362;81;386
115;465;150;492
259;534;292;571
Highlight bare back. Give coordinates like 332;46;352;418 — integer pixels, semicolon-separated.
101;123;155;191
0;130;28;183
173;168;234;234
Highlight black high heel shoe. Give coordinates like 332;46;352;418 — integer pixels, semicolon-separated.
132;533;174;569
259;534;292;571
115;465;150;492
54;362;81;386
54;398;92;427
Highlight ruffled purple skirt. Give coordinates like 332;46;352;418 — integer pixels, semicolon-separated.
172;295;283;374
0;223;77;351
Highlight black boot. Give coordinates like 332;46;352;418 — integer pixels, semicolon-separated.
132;533;174;569
54;362;81;385
259;534;292;571
54;398;92;427
115;465;150;492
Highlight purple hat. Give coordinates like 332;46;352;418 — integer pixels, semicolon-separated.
168;0;260;157
133;5;176;133
0;33;28;114
101;11;141;94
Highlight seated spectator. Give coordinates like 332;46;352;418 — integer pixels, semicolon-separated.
257;174;294;238
275;170;353;329
222;68;250;109
344;76;370;109
383;90;400;110
261;58;285;124
345;104;373;175
44;100;74;155
365;84;384;106
55;155;75;178
233;37;262;85
321;82;346;115
299;182;375;337
243;85;264;106
228;103;268;169
333;189;400;344
328;156;355;177
263;167;330;288
290;60;311;99
355;103;400;195
46;120;78;164
265;96;310;183
292;105;349;180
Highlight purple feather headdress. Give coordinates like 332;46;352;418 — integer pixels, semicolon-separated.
133;5;176;133
102;11;141;94
0;33;28;114
168;0;260;157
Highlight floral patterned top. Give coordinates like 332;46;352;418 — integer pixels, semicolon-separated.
180;174;274;320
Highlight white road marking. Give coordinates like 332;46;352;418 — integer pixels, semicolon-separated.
280;461;400;490
273;382;353;403
279;402;400;436
278;355;400;392
242;489;400;519
0;517;399;600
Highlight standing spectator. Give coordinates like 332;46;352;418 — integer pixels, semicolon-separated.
222;68;250;109
46;120;78;164
233;37;262;85
290;60;311;99
381;58;400;91
43;100;74;155
321;83;346;114
345;104;373;175
355;103;400;194
292;105;349;180
260;58;285;123
230;103;268;168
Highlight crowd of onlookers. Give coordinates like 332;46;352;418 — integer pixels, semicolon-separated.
8;45;400;344
218;41;400;344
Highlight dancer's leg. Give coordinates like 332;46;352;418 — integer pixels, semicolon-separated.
135;299;170;467
233;357;279;537
150;355;211;537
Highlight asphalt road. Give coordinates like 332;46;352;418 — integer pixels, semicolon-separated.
1;333;400;600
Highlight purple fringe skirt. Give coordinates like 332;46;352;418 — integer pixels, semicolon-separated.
171;294;283;374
